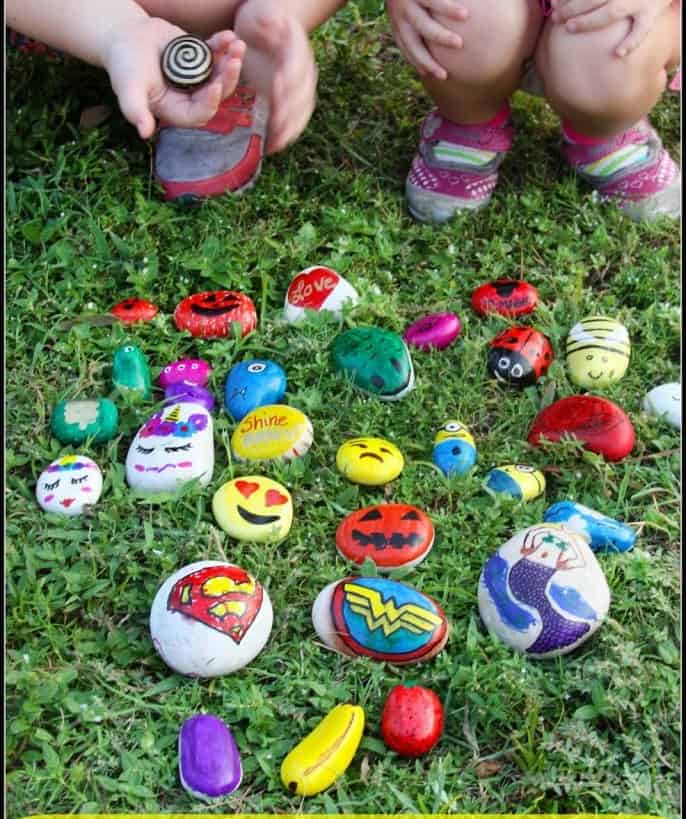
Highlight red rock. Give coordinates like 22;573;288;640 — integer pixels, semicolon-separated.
528;395;635;462
335;504;434;571
381;685;444;757
471;279;539;317
111;297;158;323
174;291;257;338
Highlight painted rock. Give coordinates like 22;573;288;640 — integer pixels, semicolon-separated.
487;326;553;388
111;297;158;323
544;500;636;553
51;398;118;444
336;437;404;485
643;383;681;430
432;420;477;477
159;359;212;389
213;476;293;543
335;504;434;571
162;35;213;89
280;704;365;796
478;523;610;658
403;312;460;351
112;343;152;400
35;454;103;516
312;576;449;665
331;327;414;401
179;714;242;801
174;291;257;338
380;685;444;757
125;402;214;493
485;464;546;502
150;560;273;677
231;404;313;461
224;359;287;422
164;383;215;412
566;316;631;389
471;279;539;317
284;266;359;323
528;395;635;462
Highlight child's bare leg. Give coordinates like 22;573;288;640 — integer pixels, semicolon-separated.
536;5;681;136
423;0;543;124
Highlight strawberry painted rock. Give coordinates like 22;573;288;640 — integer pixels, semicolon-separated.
111;297;158;323
471;279;539;317
381;684;444;757
174;291;257;338
528;395;635;462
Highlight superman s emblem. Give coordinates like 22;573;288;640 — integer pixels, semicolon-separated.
168;565;263;643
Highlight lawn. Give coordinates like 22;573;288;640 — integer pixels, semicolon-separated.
5;1;681;817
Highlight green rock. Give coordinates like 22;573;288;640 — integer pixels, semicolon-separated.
331;326;415;400
113;343;151;400
51;398;119;444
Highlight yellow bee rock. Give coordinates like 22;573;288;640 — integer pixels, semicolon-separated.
485;464;546;502
280;704;365;796
566;316;630;390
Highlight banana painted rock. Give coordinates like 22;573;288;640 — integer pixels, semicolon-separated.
280;704;365;796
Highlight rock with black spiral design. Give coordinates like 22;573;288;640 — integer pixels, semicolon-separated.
161;35;212;89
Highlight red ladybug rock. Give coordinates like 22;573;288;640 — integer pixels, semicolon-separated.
487;326;553;388
174;291;257;338
528;394;635;462
471;279;539;317
111;297;158;323
381;684;444;757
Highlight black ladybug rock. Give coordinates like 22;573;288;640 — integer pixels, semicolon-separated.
487;326;553;388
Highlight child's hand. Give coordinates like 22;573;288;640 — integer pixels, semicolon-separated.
235;4;317;155
550;0;673;58
386;0;469;80
103;17;245;138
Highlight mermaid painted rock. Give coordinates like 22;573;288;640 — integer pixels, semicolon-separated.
112;343;152;400
543;501;636;553
431;420;477;477
478;523;610;658
312;576;449;665
224;359;287;422
179;714;242;801
150;560;273;677
125;402;214;494
51;398;118;444
331;326;414;401
35;454;103;516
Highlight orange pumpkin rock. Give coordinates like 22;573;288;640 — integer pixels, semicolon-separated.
174;291;257;338
336;504;434;571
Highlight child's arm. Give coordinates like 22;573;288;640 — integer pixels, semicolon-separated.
7;0;245;137
386;0;470;80
550;0;675;58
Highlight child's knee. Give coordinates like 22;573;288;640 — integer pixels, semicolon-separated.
538;20;667;123
428;0;539;87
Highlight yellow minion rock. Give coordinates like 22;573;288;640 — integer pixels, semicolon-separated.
485;464;545;502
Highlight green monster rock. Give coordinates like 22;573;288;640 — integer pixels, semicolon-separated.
51;398;119;444
113;344;152;400
331;326;415;400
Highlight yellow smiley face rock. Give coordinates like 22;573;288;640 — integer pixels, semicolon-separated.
336;437;404;486
212;476;293;542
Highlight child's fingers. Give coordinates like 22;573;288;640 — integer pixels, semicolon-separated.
614;11;656;58
551;0;610;24
561;5;626;33
153;81;223;128
418;0;470;22
206;30;239;53
213;40;246;98
408;6;463;47
398;22;451;79
116;84;157;139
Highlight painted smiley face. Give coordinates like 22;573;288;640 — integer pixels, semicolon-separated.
36;454;103;516
336;437;404;485
485;464;546;502
212;476;293;542
125;402;214;494
158;359;212;389
566;317;631;390
174;291;257;338
224;359;287;422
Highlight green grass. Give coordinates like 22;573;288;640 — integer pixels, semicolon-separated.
5;2;680;816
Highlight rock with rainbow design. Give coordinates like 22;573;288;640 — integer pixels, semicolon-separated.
35;454;103;516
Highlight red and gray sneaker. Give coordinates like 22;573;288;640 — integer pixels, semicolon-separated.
155;84;269;203
563;119;681;221
406;109;515;223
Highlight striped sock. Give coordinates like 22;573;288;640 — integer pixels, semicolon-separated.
434;104;510;169
562;121;650;179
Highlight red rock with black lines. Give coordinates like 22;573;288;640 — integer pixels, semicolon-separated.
471;279;539;317
174;291;257;338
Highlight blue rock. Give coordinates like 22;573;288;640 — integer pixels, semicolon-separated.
164;382;215;412
224;360;286;422
432;439;477;477
543;501;636;553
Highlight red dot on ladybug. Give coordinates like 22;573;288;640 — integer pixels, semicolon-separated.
236;480;260;498
265;490;288;507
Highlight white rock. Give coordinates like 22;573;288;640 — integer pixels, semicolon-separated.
284;266;359;323
35;454;103;516
642;383;681;430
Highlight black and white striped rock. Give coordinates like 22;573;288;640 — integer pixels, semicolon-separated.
161;36;212;89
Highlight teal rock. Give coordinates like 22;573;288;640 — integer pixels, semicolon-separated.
331;327;414;401
113;344;151;400
51;398;119;444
